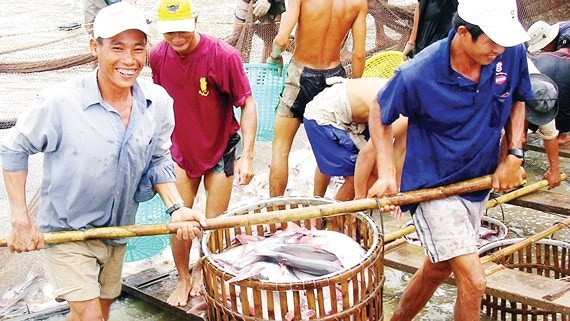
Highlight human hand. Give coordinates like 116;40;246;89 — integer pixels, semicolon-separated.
253;0;271;17
266;55;283;75
492;157;525;192
367;177;401;216
170;207;207;240
235;157;254;185
402;42;415;58
8;219;44;253
543;167;561;189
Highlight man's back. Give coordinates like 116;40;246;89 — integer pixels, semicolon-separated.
293;0;367;69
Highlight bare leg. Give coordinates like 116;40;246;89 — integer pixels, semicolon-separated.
449;253;486;321
335;176;355;201
67;298;106;321
313;167;331;197
168;164;201;307
390;258;452;321
269;115;301;196
188;169;234;296
354;140;376;199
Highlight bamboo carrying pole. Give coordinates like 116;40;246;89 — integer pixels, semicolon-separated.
0;175;492;247
0;174;564;247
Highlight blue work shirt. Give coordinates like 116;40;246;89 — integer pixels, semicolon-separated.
0;69;176;242
378;29;532;210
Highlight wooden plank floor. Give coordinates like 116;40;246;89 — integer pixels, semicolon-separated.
122;267;206;320
384;239;570;316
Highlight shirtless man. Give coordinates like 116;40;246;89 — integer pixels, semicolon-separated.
267;0;368;197
303;77;407;200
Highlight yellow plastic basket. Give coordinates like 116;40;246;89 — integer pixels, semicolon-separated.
363;51;405;79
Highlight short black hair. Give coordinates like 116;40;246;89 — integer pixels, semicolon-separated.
452;12;484;42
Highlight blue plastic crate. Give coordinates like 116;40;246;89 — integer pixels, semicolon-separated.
124;195;170;262
236;63;287;142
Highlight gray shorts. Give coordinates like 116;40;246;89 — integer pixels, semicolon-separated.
412;195;489;263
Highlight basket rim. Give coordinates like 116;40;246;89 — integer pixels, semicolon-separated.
477;237;570;255
201;197;382;284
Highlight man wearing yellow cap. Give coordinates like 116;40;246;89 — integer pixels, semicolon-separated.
1;2;206;320
149;0;257;307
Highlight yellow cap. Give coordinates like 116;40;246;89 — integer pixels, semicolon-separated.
156;0;196;34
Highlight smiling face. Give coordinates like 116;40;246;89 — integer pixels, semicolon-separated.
458;26;506;66
90;29;147;92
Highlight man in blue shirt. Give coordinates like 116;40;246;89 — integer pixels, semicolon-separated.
0;3;206;320
368;0;532;319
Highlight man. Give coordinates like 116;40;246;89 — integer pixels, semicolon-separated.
149;0;257;307
303;77;407;200
267;0;368;198
228;0;286;62
532;34;570;145
0;3;206;321
525;59;561;188
403;0;458;58
368;0;532;319
526;20;570;53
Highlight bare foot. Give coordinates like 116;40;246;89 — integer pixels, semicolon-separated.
557;133;570;145
167;278;191;307
189;265;204;297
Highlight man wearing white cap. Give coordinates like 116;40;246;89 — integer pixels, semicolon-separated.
0;2;206;320
149;0;257;307
367;0;532;319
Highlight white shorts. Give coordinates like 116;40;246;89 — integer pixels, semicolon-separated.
412;195;489;263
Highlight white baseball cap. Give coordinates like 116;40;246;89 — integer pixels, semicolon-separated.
457;0;529;47
526;21;559;53
93;2;149;39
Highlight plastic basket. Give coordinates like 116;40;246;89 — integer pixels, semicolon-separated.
236;63;287;142
201;196;385;320
124;194;170;262
362;51;404;79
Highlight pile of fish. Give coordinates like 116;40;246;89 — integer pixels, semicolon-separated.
207;222;368;320
211;222;366;283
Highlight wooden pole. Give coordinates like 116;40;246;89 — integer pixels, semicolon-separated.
0;175;492;247
0;174;562;247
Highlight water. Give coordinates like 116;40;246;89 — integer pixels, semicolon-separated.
1;1;569;320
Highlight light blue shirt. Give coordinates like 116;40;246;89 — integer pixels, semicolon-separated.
0;69;176;241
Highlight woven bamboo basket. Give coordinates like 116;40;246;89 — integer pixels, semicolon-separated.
478;238;570;321
201;196;385;320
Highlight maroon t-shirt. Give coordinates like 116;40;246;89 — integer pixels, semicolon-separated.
150;34;252;178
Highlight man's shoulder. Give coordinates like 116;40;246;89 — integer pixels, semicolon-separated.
201;34;242;57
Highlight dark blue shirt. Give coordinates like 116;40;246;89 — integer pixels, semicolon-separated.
378;29;532;208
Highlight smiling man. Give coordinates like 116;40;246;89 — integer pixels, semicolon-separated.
367;0;532;319
0;3;206;320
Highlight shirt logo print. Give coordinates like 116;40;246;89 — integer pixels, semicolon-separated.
199;77;209;96
495;61;507;85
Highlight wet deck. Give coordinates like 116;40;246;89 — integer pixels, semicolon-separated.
122;267;206;320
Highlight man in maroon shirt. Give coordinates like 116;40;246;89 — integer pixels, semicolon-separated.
149;0;257;307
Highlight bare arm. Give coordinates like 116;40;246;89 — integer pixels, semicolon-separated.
4;170;45;252
350;0;368;78
493;101;526;191
154;183;206;240
235;95;257;185
542;138;561;189
403;3;420;57
272;0;300;50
